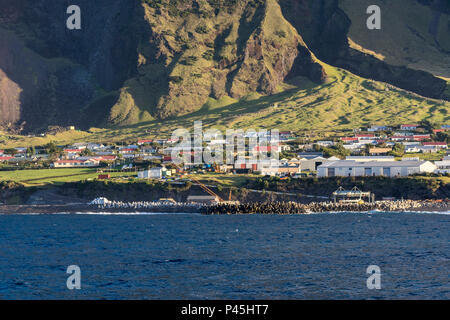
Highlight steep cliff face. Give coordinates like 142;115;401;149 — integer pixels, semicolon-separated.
0;0;146;130
279;0;449;99
110;0;326;122
0;0;142;130
0;0;448;132
0;0;326;130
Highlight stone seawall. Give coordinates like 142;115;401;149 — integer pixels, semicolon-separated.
201;200;450;215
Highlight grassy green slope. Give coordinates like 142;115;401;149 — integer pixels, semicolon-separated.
92;64;450;139
2;63;448;147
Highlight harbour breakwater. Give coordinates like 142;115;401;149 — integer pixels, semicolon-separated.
88;198;202;213
202;200;450;215
85;198;450;214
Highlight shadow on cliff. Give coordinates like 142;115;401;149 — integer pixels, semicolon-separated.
278;0;448;100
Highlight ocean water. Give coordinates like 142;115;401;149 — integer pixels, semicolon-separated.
0;212;448;299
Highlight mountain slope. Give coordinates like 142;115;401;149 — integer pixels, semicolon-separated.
0;0;449;133
2;63;449;148
340;0;450;79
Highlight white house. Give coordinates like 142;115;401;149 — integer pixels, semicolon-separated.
53;159;100;168
137;167;170;179
434;160;450;174
405;146;421;153
400;124;419;131
316;141;334;147
317;160;437;178
368;125;390;132
422;142;448;151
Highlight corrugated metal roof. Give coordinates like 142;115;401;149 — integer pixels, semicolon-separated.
319;160;430;168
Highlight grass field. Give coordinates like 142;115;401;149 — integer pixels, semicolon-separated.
0;168;136;186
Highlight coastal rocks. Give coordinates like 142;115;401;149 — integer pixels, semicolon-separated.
201;200;450;215
86;197;449;215
88;198;202;213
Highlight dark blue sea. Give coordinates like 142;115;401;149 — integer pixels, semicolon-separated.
0;212;448;299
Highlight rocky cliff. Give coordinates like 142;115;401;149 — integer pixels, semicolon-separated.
0;0;448;132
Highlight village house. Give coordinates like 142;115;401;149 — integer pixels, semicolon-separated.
94;151;115;156
207;138;227;146
279;131;294;141
53;159;100;168
356;134;376;141
316;141;334;147
14;147;27;155
434;160;450;174
140;155;162;161
405;146;421;153
318;160;436;178
119;148;136;155
86;143;105;151
258;159;302;176
400;124;419;131
137;167;172;179
368;125;390;132
141;146;158;154
422;142;448;150
63;149;82;159
341;137;358;143
343;144;363;152
297;143;315;151
252;145;281;156
412;135;431;141
91;155;117;162
0;156;14;162
391;135;412;142
70;142;87;150
234;158;278;172
137;139;153;145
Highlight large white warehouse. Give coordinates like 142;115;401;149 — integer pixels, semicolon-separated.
317;160;437;178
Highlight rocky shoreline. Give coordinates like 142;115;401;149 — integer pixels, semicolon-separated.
0;200;448;215
202;200;450;215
